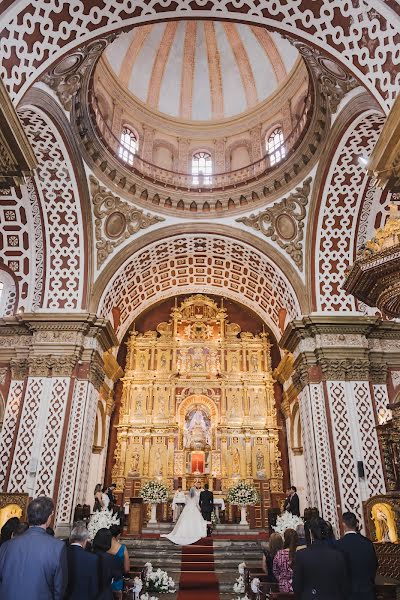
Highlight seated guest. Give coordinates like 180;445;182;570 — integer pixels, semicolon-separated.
0;496;67;600
263;532;283;583
0;517;20;545
65;521;99;600
93;528;122;600
336;511;378;600
108;524;130;594
293;518;348;600
273;528;298;592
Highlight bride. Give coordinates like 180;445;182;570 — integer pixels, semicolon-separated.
162;487;207;545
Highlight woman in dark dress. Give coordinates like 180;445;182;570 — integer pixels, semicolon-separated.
94;484;103;513
263;532;284;583
92;528;122;600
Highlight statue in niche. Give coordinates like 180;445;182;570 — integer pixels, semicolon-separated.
135;399;143;415
139;354;146;370
252;392;262;417
250;354;258;372
256;448;265;472
154;447;163;476
158;395;166;415
160;354;167;369
231;354;238;371
232;447;241;474
371;503;398;543
230;393;240;417
131;452;140;474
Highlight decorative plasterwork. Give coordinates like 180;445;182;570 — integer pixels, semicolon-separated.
237;177;311;269
367;92;400;191
90;176;164;268
42;35;118;112
0;79;37;188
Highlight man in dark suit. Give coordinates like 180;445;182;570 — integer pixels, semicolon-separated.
65;521;99;600
0;496;67;600
284;485;300;516
199;483;214;522
336;511;378;600
106;483;117;508
293;517;349;600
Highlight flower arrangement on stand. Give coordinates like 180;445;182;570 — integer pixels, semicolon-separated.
140;481;169;524
227;482;259;525
87;509;120;540
272;511;303;536
143;562;175;594
232;562;246;594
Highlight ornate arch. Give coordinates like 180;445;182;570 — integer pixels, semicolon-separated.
1;2;399;112
178;394;219;426
225;139;253;170
94;229;304;341
152;139;178;170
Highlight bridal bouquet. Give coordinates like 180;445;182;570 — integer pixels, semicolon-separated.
144;562;176;594
87;508;120;540
273;511;303;536
140;481;169;504
227;482;259;506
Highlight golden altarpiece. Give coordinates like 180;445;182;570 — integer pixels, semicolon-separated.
112;295;283;514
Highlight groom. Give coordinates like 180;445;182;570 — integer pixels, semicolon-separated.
199;483;214;522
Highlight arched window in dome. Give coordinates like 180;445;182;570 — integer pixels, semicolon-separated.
266;127;285;166
192;151;212;186
118;126;138;166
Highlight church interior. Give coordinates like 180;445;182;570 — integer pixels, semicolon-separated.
0;1;399;598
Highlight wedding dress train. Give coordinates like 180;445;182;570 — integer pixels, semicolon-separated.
162;488;207;545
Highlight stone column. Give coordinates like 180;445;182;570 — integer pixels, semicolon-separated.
0;313;117;535
178;137;190;174
281;316;397;534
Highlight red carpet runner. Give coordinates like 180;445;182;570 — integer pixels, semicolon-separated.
177;538;220;600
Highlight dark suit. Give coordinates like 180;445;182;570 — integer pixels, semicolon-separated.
199;489;214;521
293;541;349;600
65;544;99;600
336;532;378;600
0;526;67;600
284;492;300;516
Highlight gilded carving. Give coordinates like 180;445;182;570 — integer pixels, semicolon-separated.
90;176;164;268
237;177;312;269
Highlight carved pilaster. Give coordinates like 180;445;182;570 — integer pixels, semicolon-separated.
9;358;29;380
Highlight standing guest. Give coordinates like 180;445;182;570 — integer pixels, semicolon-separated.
273;528;298;592
65;521;99;600
284;486;300;516
108;524;130;594
322;521;336;546
102;487;111;510
92;528;122;600
106;483;117;508
12;522;28;537
263;532;283;583
293;517;348;600
172;487;186;522
336;511;378;600
296;523;307;549
94;483;103;512
0;517;20;546
0;496;67;600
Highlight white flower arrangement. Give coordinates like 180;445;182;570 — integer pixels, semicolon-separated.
87;508;120;540
227;482;259;506
233;562;246;594
143;562;175;594
272;511;303;536
140;481;169;504
232;595;251;600
250;577;260;593
140;594;159;600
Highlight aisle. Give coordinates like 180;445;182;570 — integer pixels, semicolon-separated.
177;537;220;600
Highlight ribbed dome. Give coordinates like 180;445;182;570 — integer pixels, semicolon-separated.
104;21;299;122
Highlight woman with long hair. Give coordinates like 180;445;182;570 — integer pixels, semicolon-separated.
94;483;103;512
108;524;130;595
273;528;299;592
263;532;283;582
92;528;122;600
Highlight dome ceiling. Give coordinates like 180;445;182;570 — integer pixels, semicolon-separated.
104;21;299;122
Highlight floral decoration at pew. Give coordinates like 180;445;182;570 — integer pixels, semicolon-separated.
272;510;303;536
233;562;247;593
143;562;176;594
87;508;120;540
140;481;169;503
227;481;259;506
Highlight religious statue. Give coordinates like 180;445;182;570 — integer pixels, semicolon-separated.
154;447;163;476
230;393;240;417
231;354;238;371
135;399;142;414
252;393;261;417
139;354;146;370
371;503;398;543
158;395;166;415
256;448;265;471
131;452;140;474
232;447;241;474
160;354;167;369
251;353;258;372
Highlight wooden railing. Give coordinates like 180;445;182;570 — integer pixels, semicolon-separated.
89;87;312;193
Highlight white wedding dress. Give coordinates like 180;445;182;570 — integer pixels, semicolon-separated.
162;488;207;545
